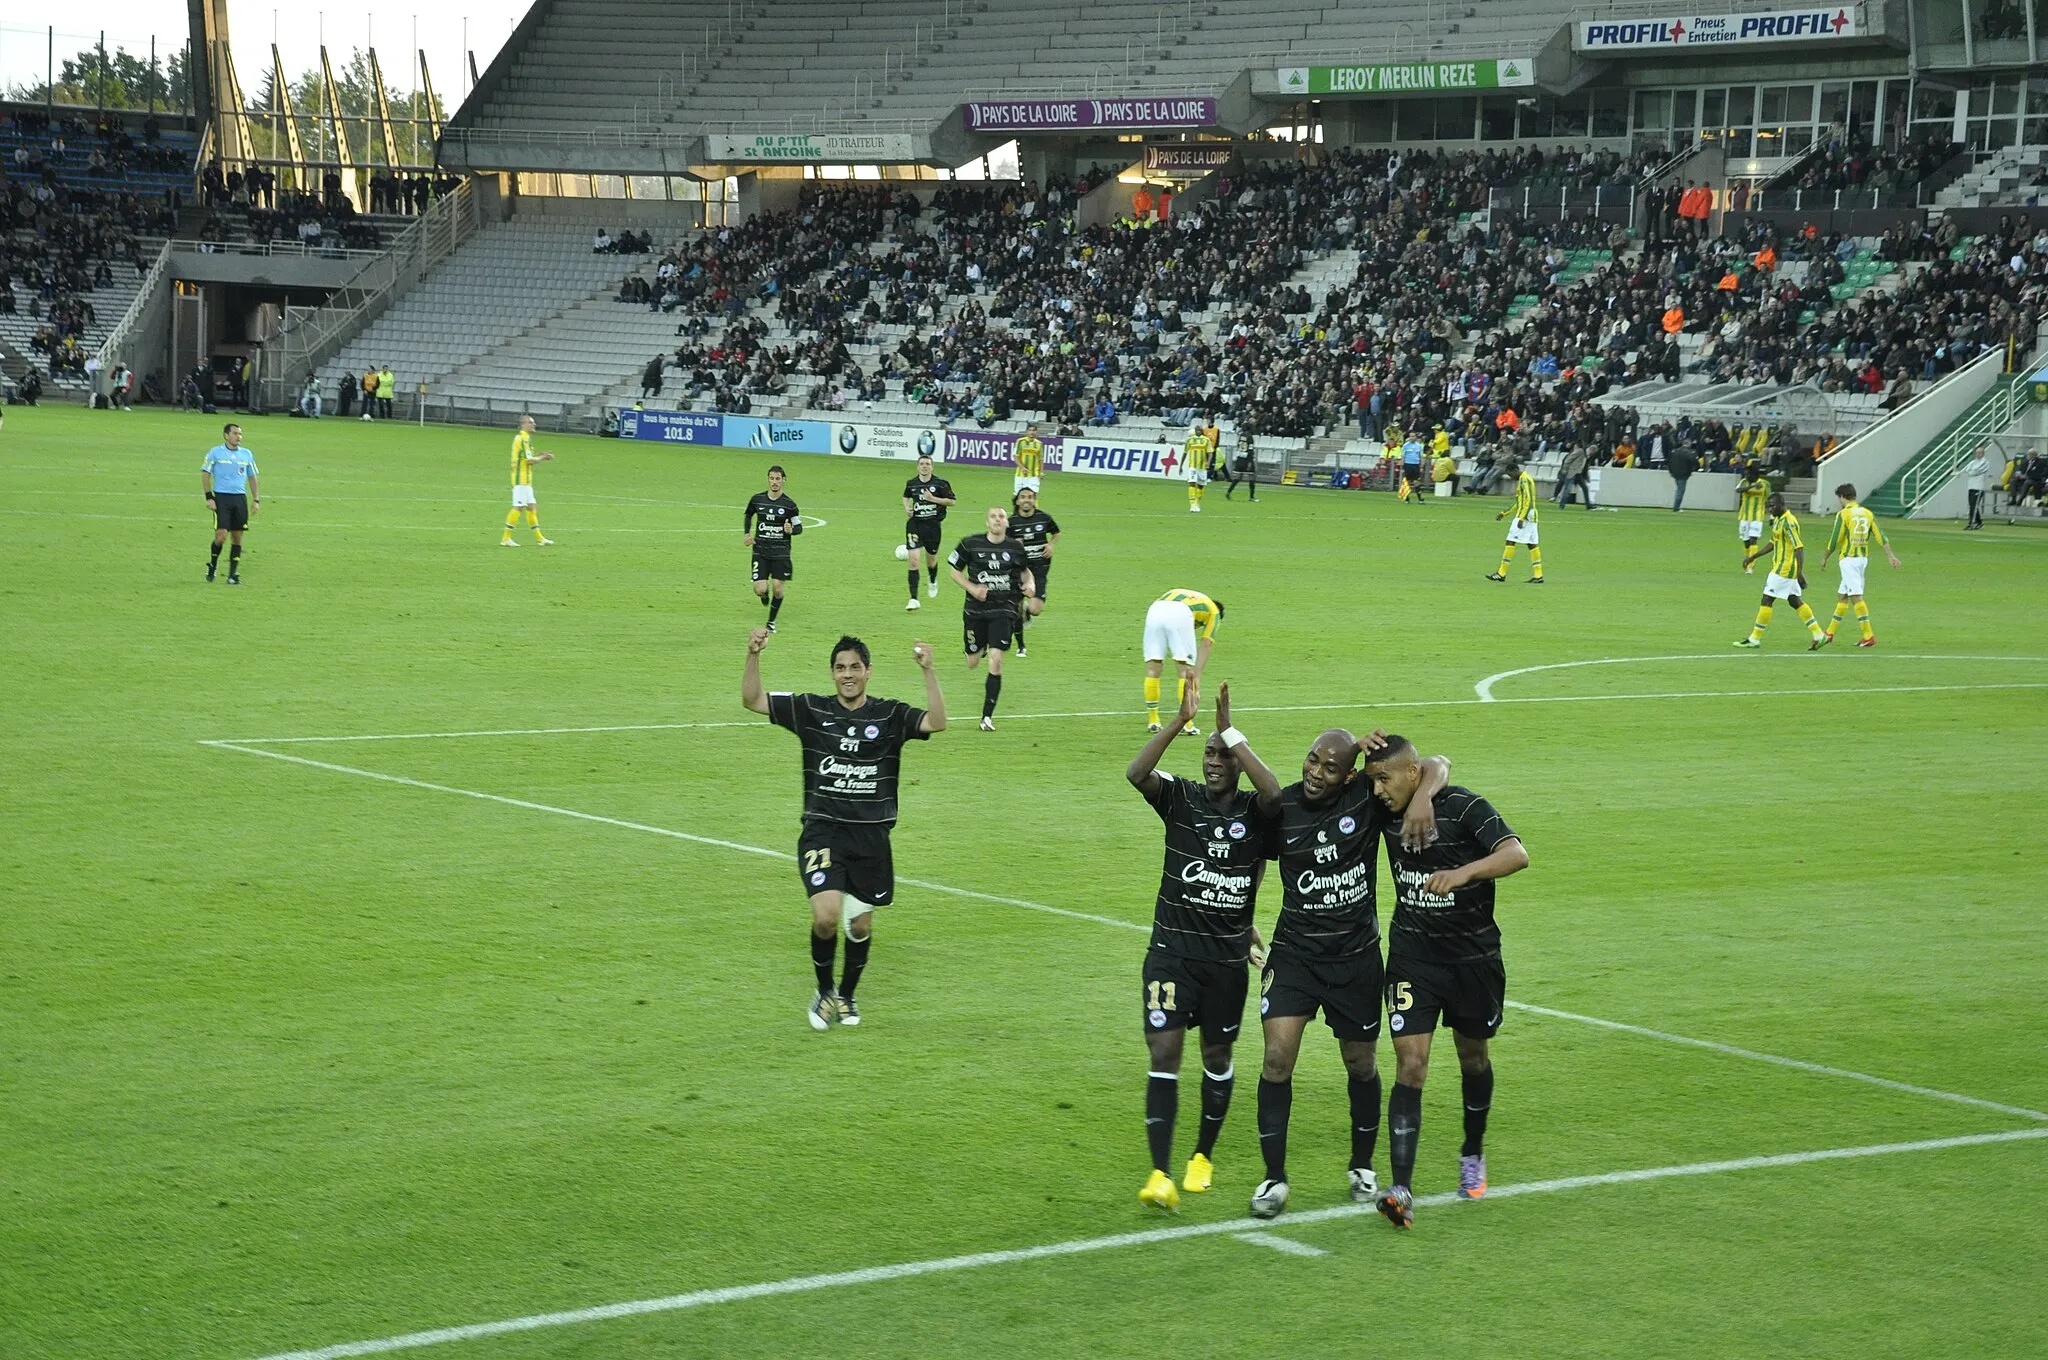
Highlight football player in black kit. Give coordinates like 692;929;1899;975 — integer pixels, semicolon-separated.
1250;729;1449;1221
902;453;956;610
742;628;947;1030
948;506;1035;731
1365;737;1526;1226
1126;683;1280;1212
1005;485;1060;657
742;465;801;630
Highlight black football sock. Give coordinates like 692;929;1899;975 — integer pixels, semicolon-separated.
926;563;939;584
983;672;1001;718
1349;1070;1383;1170
1389;1082;1423;1190
838;931;871;1001
1146;1072;1178;1174
208;542;222;568
1461;1063;1494;1157
1256;1077;1291;1182
907;568;920;600
766;593;784;624
1194;1063;1234;1157
809;930;836;994
228;544;242;576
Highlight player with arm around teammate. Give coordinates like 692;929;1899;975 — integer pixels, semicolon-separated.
1127;683;1281;1211
901;453;956;609
1250;729;1449;1220
742;629;947;1030
742;465;801;631
1364;738;1528;1226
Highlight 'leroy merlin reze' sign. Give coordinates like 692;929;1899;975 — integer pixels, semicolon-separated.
1276;59;1535;96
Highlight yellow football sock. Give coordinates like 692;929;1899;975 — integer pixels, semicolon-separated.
1144;676;1161;724
1855;601;1872;640
1796;602;1821;637
1528;546;1543;579
1750;603;1773;640
1498;545;1515;575
503;509;519;538
1188;483;1201;507
1175;677;1187;714
1828;600;1850;637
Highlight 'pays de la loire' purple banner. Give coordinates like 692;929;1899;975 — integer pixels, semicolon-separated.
963;97;1217;132
943;430;1067;469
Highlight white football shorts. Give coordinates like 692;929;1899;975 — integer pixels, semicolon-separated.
1012;474;1042;494
1188;467;1209;485
511;484;537;508
1143;600;1199;665
1837;557;1868;595
1506;517;1539;546
1738;518;1763;541
1764;570;1804;600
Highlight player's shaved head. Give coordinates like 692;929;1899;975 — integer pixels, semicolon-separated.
1301;728;1361;802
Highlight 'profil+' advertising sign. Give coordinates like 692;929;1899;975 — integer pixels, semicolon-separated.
1576;7;1860;50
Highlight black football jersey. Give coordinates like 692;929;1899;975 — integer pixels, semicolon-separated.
1141;773;1271;964
948;533;1032;617
744;491;801;550
1269;777;1391;961
904;474;954;522
1385;785;1515;963
1007;508;1061;562
766;692;929;825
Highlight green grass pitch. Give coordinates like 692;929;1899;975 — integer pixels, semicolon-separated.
3;404;2045;1359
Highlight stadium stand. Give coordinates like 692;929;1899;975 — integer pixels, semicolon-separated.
1936;146;2048;209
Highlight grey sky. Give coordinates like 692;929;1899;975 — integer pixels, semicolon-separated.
1;0;533;109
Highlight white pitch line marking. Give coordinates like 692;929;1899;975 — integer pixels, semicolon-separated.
201;743;2048;1121
1232;1232;1329;1257
242;1129;2048;1360
1473;653;2048;701
206;678;2048;747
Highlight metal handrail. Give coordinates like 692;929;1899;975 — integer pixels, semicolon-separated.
92;239;173;370
166;238;390;261
1895;374;2028;513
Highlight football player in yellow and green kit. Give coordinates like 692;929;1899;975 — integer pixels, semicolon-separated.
1184;425;1215;513
1143;587;1223;732
1736;491;1828;648
1485;461;1543;583
500;415;554;546
1734;463;1771;572
1013;424;1045;496
1818;482;1901;647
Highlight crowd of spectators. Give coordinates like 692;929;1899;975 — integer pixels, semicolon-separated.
2;173;168;379
1777;133;1962;199
6;108;189;183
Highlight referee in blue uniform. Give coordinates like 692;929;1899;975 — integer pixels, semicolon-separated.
202;423;260;584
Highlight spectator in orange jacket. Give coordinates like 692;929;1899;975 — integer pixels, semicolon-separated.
1662;306;1685;334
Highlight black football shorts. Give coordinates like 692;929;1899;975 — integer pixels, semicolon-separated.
1384;953;1505;1040
1141;951;1250;1038
963;611;1015;656
751;550;793;582
1260;946;1384;1043
212;492;250;531
795;820;894;908
904;519;942;555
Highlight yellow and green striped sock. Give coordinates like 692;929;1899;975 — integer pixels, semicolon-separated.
1750;603;1773;641
1855;601;1872;641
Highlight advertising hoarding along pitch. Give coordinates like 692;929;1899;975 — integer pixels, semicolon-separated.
962;97;1217;131
617;408;724;444
943;429;1065;469
705;132;922;162
723;417;833;454
835;422;943;461
1575;7;1860;49
1060;439;1186;479
1276;59;1535;97
1142;144;1236;175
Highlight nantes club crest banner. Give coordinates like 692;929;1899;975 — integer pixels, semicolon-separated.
1277;59;1533;97
1576;7;1860;49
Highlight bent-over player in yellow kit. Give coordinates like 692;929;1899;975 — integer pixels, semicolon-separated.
1184;428;1215;513
1736;491;1827;648
1818;482;1901;647
1734;466;1771;571
1486;462;1542;582
1143;588;1223;732
501;414;555;546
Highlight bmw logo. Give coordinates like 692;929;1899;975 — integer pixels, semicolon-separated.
809;871;827;887
838;425;859;453
1228;821;1246;839
917;430;937;457
1148;1009;1167;1028
1338;816;1357;835
864;724;881;739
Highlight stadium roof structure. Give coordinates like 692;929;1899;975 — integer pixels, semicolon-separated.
438;0;1901;175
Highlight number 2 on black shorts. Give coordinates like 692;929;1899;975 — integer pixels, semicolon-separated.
803;848;832;873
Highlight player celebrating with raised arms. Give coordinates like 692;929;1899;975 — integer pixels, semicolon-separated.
742;629;947;1030
1142;588;1222;734
901;453;956;610
1006;485;1060;657
1250;730;1448;1220
1364;737;1527;1226
500;414;554;547
1126;682;1280;1211
742;465;801;631
949;506;1034;731
1737;491;1828;649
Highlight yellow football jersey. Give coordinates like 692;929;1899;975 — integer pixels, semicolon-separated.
1015;435;1044;478
1159;588;1222;640
1768;510;1804;577
1509;471;1537;522
1829;503;1886;559
511;429;536;487
1736;476;1770;524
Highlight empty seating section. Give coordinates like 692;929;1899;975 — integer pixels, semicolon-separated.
315;219;634;405
1936;146;2048;209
